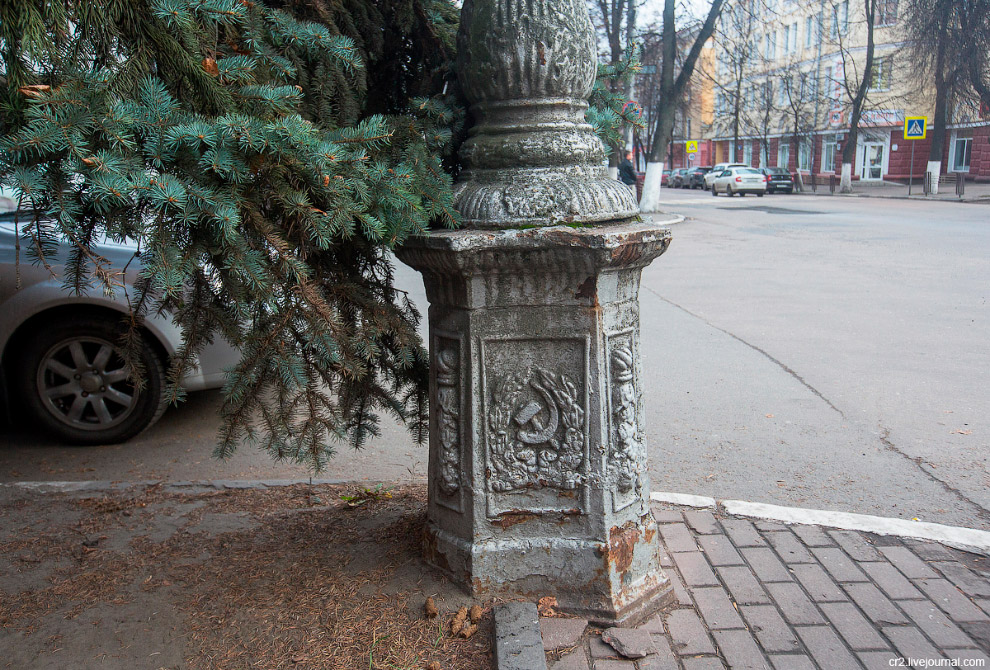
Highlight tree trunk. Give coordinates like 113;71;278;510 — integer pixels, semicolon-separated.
839;0;876;193
926;22;950;194
840;106;862;193
640;103;677;212
639;0;724;212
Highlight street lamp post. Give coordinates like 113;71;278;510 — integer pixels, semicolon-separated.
396;0;678;624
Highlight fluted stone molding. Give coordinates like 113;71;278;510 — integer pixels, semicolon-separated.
454;0;638;228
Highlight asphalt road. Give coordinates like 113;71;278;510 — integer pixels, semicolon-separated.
3;190;988;529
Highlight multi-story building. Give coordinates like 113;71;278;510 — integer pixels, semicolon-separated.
634;28;717;170
701;0;989;182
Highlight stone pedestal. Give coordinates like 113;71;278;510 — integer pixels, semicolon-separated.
395;0;675;625
396;221;675;624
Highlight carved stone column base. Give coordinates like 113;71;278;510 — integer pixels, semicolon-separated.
397;219;676;626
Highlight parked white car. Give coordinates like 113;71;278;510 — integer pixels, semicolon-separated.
0;205;238;444
711;167;767;197
704;163;748;190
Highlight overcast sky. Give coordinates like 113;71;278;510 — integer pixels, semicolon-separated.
638;0;715;28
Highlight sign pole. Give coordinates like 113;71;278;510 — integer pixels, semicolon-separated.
909;142;915;196
903;116;928;196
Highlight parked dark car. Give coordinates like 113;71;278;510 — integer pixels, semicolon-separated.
760;167;794;194
660;169;671;186
686;166;713;189
668;168;689;188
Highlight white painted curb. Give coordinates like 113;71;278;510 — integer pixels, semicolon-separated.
650;492;717;508
651;492;990;556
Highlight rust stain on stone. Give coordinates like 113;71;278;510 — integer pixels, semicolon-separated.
607;521;641;575
494;512;537;529
610;243;644;265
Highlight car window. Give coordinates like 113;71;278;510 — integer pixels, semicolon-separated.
719;170;731;177
736;168;762;175
0;187;17;214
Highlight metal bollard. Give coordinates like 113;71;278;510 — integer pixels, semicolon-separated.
956;172;965;197
829;174;836;193
923;173;931;195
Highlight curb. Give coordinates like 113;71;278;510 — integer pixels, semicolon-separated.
641;213;687;226
5;480;987;555
791;190;990;203
0;478;360;494
495;602;548;670
651;491;990;556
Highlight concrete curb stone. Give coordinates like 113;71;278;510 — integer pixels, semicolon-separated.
496;602;548;670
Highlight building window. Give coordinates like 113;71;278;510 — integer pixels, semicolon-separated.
790;24;799;52
766;31;776;60
823;137;838;172
869;57;893;91
832;0;849;38
877;0;898;25
744;142;753;165
798;140;812;170
952;136;972;172
761;143;771;167
805;16;815;47
778;142;790;168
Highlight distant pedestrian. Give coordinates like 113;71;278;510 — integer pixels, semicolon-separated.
619;151;637;186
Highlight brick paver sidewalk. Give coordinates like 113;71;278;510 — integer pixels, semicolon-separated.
543;504;990;669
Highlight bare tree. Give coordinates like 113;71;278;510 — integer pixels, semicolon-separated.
639;0;726;212
708;0;762;163
831;0;878;192
903;0;990;192
591;0;642;173
778;65;821;190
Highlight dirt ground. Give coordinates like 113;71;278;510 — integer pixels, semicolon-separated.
0;483;493;670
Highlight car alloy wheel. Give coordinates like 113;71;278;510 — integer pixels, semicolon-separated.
37;337;139;431
18;317;167;444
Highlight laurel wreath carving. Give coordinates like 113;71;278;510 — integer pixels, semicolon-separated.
487;367;585;492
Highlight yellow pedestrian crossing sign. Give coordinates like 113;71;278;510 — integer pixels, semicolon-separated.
686;140;698;153
904;116;927;140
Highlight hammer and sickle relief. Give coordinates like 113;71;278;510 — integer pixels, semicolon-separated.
488;366;585;492
513;379;559;445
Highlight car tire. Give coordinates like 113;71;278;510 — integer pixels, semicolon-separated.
16;316;167;445
757;192;764;197
728;186;735;196
711;185;718;196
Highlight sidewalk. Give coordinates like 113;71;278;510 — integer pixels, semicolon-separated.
542;501;990;670
795;179;990;203
4;480;990;669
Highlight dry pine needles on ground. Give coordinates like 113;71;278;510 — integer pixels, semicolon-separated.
0;484;492;669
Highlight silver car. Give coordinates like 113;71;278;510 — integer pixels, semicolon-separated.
0;202;237;444
703;163;748;190
711;167;767;197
